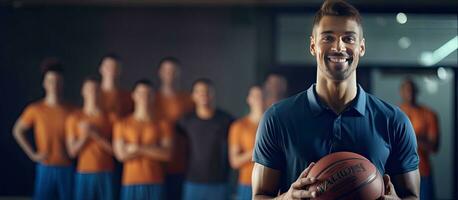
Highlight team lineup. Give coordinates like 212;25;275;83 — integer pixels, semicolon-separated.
13;0;442;200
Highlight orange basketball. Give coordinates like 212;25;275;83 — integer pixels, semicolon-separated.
306;152;385;200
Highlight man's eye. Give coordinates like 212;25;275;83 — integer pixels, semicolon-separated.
344;37;356;43
322;36;333;42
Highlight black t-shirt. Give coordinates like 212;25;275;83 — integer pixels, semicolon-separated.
177;109;234;183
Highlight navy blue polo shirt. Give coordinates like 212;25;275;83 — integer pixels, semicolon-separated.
253;84;419;192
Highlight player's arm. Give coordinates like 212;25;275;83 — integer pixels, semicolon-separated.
252;163;317;200
417;112;440;153
66;131;89;158
138;122;173;162
113;138;140;161
229;143;253;169
66;120;91;158
252;163;282;199
89;129;113;155
137;136;172;161
228;124;253;169
12;120;46;162
113;122;140;161
382;169;420;200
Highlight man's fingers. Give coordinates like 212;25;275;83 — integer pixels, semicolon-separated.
299;162;316;178
290;163;318;199
291;189;317;199
292;177;317;189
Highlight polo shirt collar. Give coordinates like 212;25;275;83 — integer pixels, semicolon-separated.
306;84;367;116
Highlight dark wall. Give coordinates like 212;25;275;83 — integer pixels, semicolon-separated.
0;6;263;195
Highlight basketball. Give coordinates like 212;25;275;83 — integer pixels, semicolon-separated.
307;152;385;200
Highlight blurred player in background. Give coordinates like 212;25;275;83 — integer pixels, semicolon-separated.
178;79;234;200
99;53;133;118
229;86;264;200
263;73;287;108
13;58;75;200
399;78;440;200
154;57;194;200
65;77;115;200
113;80;173;200
98;53;133;198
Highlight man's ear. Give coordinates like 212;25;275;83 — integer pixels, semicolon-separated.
310;36;316;57
360;38;365;57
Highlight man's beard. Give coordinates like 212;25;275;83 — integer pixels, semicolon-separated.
325;63;355;81
323;51;355;81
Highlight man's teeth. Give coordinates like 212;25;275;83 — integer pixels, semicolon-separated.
329;57;347;63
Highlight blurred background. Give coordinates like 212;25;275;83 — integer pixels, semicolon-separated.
0;0;457;199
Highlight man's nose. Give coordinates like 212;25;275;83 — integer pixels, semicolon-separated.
332;38;347;52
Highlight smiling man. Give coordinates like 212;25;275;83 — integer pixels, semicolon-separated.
252;1;420;200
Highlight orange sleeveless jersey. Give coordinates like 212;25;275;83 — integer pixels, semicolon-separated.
399;103;439;177
228;117;258;185
66;110;115;172
114;116;173;185
154;92;194;174
19;101;75;166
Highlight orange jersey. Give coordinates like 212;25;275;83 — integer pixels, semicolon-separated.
229;117;258;185
66;110;114;172
154;92;194;174
19;101;75;166
114;116;173;185
101;89;133;118
400;103;439;177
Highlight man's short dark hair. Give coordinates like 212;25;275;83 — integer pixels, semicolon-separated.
249;84;263;95
265;72;286;81
402;78;418;95
192;78;214;91
100;53;122;65
158;56;181;68
133;79;154;90
250;84;263;89
312;0;363;35
83;75;101;84
40;57;63;76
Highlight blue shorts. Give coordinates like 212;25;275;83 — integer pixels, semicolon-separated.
183;181;227;200
75;172;113;200
237;184;252;200
34;164;74;200
121;184;163;200
420;176;435;200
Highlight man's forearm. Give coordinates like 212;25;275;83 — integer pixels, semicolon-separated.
13;127;36;157
91;132;113;154
139;145;171;161
68;136;89;158
231;150;253;169
113;141;139;161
